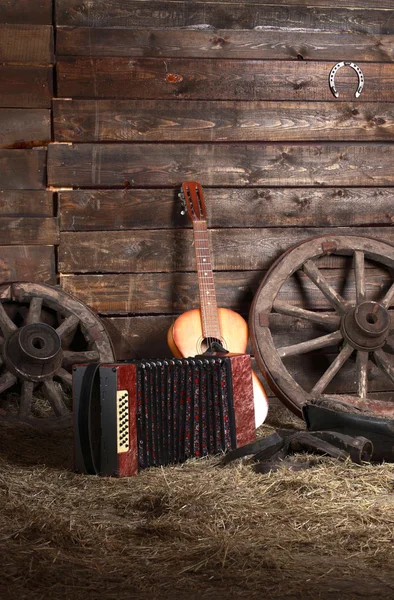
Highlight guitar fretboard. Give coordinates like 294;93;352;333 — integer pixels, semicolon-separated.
193;221;222;341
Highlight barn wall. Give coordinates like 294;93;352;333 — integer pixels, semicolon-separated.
4;0;394;400
0;1;56;284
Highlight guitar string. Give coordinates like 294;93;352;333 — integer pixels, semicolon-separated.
194;224;209;346
189;184;221;351
194;222;221;350
194;222;212;348
199;228;215;349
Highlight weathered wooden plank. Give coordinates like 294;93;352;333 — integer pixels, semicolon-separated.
0;190;53;216
117;0;394;7
0;0;52;24
0;66;52;108
0;25;54;64
60;271;260;313
53;99;394;143
0;109;51;148
55;1;394;34
55;28;394;62
102;315;176;360
58;228;394;274
0;149;46;189
0;246;55;284
48;143;394;188
56;58;394;102
58;188;394;231
59;266;393;314
0;217;59;245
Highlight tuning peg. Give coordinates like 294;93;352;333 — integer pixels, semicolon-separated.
178;190;187;215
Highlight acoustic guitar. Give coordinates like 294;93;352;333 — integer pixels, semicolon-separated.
167;181;268;427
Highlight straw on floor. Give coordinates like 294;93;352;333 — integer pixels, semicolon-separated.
1;407;394;600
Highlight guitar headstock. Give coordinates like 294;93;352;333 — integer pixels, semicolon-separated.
179;181;207;222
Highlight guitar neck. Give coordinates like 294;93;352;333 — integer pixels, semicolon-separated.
192;220;222;340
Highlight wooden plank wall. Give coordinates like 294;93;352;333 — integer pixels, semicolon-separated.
0;0;56;284
19;0;394;401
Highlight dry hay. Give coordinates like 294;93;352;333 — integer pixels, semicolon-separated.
1;412;394;600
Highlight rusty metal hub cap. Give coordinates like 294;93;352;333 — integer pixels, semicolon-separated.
3;323;63;382
341;301;390;351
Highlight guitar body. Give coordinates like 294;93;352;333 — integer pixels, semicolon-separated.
168;307;248;358
168;307;268;427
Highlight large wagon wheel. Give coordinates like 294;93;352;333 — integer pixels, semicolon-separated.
0;282;115;429
250;236;394;419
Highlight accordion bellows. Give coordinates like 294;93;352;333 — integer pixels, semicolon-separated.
73;354;256;477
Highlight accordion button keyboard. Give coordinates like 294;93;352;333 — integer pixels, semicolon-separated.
116;390;130;454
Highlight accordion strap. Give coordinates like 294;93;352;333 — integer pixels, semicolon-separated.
78;362;101;475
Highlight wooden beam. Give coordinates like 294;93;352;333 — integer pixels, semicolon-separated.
59;267;394;314
58;227;394;274
0;246;55;284
0;190;53;216
56;58;394;102
0;66;52;108
55;1;394;34
0;217;59;245
53;100;394;143
0;149;46;189
48;143;394;188
58;188;394;231
0;0;52;24
0;25;54;64
0;109;50;148
56;28;394;62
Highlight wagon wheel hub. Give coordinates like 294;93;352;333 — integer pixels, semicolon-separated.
341;301;390;351
3;323;63;382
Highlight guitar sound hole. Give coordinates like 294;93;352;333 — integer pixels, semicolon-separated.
201;337;226;354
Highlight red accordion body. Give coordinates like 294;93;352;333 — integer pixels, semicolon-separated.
73;355;256;477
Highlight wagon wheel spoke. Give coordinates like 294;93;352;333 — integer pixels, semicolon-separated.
373;348;394;385
42;379;70;417
56;314;80;340
302;260;350;314
0;371;17;394
382;282;394;309
26;296;43;324
354;251;366;304
273;300;341;328
356;351;369;399
277;329;343;358
55;367;73;387
0;302;17;337
62;350;100;369
311;342;354;397
19;380;34;417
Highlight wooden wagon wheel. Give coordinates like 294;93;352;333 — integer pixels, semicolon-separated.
0;282;115;429
250;235;394;419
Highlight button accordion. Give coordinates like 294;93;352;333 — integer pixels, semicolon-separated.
73;354;256;477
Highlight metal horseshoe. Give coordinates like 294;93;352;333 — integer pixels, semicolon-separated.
329;61;364;99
